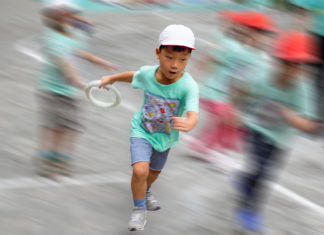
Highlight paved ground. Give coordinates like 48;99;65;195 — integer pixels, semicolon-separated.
1;1;324;234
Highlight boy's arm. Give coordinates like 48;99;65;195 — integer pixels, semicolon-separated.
277;104;321;133
99;71;135;88
172;111;198;132
78;49;117;71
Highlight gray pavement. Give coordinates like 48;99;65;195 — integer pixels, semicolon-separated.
1;1;324;234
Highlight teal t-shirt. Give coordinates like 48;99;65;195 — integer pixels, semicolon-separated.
245;68;317;148
38;29;81;97
130;65;199;152
200;38;262;103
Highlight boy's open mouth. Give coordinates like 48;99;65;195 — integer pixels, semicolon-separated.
169;71;176;76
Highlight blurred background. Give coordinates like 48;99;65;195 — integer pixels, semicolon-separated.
0;0;324;234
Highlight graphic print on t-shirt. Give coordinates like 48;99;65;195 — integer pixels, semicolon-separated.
141;92;180;134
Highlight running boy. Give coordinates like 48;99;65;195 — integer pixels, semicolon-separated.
99;24;199;231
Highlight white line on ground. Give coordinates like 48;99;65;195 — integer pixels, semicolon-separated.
272;183;324;217
15;45;48;64
14;35;324;219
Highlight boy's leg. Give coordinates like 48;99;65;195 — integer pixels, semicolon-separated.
146;169;161;188
235;131;281;232
38;126;53;152
49;94;81;176
145;148;170;211
37;92;59;179
128;138;153;231
37;91;56;159
52;127;79;176
131;161;150;201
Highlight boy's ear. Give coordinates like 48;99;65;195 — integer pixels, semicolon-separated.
155;48;161;60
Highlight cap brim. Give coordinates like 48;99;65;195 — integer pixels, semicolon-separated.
160;42;195;50
274;53;322;64
42;2;82;14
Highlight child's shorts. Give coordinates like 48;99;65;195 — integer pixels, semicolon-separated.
130;137;170;171
38;91;81;131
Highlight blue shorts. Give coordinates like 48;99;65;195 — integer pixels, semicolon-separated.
130;137;170;171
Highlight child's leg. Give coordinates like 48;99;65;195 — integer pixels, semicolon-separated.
146;169;161;188
52;127;78;155
131;161;150;202
37;126;60;180
238;131;281;211
37;91;56;156
234;131;283;232
38;126;53;152
145;148;170;211
146;148;170;188
128;138;152;231
52;127;68;152
130;137;154;210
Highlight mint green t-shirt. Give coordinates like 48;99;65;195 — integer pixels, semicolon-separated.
38;29;81;97
245;68;317;148
130;65;199;152
200;38;262;103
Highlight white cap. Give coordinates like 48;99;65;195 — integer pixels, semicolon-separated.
42;0;82;13
159;24;195;49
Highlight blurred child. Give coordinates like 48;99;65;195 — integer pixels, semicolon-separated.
233;30;322;233
188;11;245;166
99;25;199;231
36;1;116;180
188;10;276;172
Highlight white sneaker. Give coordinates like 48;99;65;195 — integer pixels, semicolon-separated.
128;207;147;231
146;191;161;211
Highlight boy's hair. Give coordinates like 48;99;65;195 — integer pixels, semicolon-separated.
159;45;192;53
278;58;300;66
248;26;275;35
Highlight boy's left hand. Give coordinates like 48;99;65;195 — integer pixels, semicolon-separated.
171;117;194;132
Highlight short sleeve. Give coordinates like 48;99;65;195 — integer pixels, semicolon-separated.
132;65;153;89
46;38;69;59
184;80;199;113
295;79;318;119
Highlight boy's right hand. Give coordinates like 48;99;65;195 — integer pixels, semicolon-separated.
99;75;114;88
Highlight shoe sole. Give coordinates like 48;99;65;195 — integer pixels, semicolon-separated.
128;220;147;231
147;206;160;211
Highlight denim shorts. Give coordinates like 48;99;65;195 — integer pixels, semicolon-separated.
130;137;170;171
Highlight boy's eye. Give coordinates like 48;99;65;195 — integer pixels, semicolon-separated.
181;59;187;62
166;56;172;59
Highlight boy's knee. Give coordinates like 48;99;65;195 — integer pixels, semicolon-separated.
132;162;149;180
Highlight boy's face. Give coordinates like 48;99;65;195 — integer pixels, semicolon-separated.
278;61;301;86
248;28;271;51
156;46;191;81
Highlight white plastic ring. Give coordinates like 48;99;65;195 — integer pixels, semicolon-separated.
85;80;121;108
